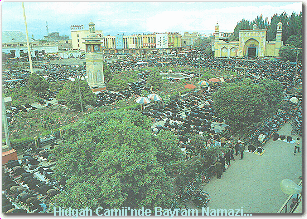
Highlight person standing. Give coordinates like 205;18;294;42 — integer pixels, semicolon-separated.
215;161;223;179
240;144;244;159
230;146;235;160
219;155;226;172
235;141;240;156
294;137;300;155
225;150;231;166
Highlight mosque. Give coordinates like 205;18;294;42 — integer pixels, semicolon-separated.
213;22;283;58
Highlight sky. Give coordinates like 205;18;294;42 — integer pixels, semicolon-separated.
1;1;303;40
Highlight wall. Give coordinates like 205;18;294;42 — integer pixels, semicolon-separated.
2;149;18;165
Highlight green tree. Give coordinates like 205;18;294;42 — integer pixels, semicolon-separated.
147;71;165;91
251;15;269;30
279;45;302;62
57;79;96;111
288;12;302;37
230;19;252;41
154;130;185;176
103;62;113;83
285;35;302;48
50;110;183;210
106;71;137;91
4;86;40;106
267;14;280;41
212;79;283;132
27;72;49;95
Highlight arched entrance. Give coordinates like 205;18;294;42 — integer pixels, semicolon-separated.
221;47;228;57
243;38;259;58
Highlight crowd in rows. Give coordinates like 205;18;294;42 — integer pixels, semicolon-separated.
2;142;63;213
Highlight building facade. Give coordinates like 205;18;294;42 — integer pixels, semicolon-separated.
156;33;168;49
213;22;283;58
182;32;201;47
71;24;103;51
2;31;58;58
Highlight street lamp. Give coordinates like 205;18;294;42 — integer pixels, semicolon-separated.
280;179;302;195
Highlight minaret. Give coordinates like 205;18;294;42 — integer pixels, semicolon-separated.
215;22;220;40
214;22;220;57
89;21;95;33
276;22;282;42
83;22;105;91
275;22;283;56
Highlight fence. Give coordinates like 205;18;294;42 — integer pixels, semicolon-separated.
277;180;302;213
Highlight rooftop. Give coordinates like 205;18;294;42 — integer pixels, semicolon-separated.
2;31;33;44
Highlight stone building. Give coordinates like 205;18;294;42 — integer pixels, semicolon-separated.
213;22;283;58
83;23;105;91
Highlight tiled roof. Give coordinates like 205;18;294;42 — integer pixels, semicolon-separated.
2;31;33;44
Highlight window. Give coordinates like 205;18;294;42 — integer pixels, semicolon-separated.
78;39;79;42
77;34;79;37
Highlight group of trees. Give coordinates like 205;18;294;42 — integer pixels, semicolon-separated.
106;71;138;91
213;78;283;132
193;37;214;57
230;12;302;46
57;79;96;111
50;110;186;210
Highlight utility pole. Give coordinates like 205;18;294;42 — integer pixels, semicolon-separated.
22;2;33;74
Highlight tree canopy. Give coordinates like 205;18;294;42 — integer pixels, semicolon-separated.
212;79;283;132
146;71;165;91
279;45;302;62
50;110;184;210
57;79;96;111
27;72;49;95
106;71;137;91
230;11;302;44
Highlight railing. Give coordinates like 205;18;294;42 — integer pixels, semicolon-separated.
277;180;302;213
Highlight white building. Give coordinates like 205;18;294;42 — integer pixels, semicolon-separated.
71;23;103;51
156;33;168;48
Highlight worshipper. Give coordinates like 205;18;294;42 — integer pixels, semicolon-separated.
235;141;240;156
230;146;235;160
256;146;264;155
272;133;279;141
240;144;245;159
287;136;293;143
218;154;226;172
294;138;300;155
220;136;226;147
215;161;223;179
279;135;286;140
225;150;231;166
248;144;256;153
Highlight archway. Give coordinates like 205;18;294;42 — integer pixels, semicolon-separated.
221;47;228;57
243;38;259;58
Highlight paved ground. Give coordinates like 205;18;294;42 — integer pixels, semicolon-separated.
201;122;302;214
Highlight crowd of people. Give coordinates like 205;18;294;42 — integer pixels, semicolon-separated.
2;141;62;213
2;48;303;211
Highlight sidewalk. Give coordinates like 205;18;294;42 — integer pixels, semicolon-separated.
201;122;302;213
